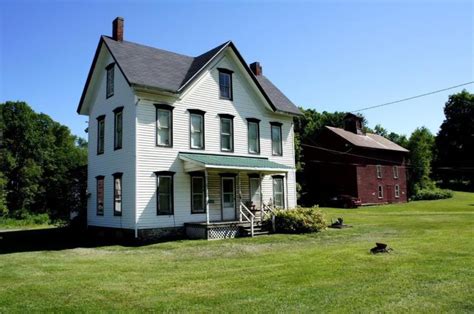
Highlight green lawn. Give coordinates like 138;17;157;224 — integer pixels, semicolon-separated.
1;192;473;312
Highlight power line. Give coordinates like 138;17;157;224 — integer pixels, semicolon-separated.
351;81;474;113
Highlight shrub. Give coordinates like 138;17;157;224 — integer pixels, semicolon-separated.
274;207;327;234
411;188;453;201
0;212;51;228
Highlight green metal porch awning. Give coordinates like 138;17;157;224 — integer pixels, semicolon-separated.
179;153;293;172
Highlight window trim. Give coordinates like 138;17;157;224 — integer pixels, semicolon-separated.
270;122;283;156
378;185;384;199
154;171;175;216
219;114;234;152
113;107;123;150
395;184;400;198
96;175;105;216
96;115;105;155
393;166;399;179
376;165;383;179
188;109;205;150
106;63;115;99
112;172;123;216
155;104;174;148
190;172;207;214
218;68;233;100
272;175;285;208
247;118;261;155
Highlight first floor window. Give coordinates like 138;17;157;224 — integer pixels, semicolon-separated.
395;184;400;198
376;165;382;178
97;115;105;154
189;110;205;149
273;176;284;208
155;171;174;215
96;176;105;215
249;177;261;208
271;122;283;156
156;104;173;147
393;166;399;179
114;107;123;150
191;175;206;213
378;185;384;199
113;173;123;216
247;119;260;154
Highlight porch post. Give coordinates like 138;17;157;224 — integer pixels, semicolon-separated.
259;172;263;219
238;172;242;222
205;169;210;224
285;172;289;209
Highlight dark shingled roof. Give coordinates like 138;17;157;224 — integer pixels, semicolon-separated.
94;36;301;115
326;126;409;153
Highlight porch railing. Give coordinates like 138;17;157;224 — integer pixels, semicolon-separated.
239;202;255;237
262;203;276;232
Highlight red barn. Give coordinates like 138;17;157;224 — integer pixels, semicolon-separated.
304;114;409;205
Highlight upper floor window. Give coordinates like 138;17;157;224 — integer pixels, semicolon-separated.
272;175;284;208
106;63;114;98
191;173;206;214
218;68;233;100
378;185;384;199
113;107;123;150
97;115;105;155
395;184;400;198
247;118;260;154
155;171;174;215
113;172;123;216
393;166;399;179
189;109;205;149
155;104;174;147
270;122;283;156
219;114;234;152
376;165;382;178
96;175;105;216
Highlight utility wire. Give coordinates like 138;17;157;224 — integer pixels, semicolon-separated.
351;81;474;113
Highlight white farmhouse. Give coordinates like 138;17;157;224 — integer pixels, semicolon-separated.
77;17;302;240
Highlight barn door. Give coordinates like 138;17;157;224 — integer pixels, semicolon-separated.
386;185;393;203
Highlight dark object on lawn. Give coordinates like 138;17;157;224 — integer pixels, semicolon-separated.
325;195;362;208
370;242;393;254
329;217;352;229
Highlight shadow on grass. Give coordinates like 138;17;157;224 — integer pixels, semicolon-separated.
0;227;179;254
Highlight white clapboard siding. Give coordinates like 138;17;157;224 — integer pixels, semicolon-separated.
134;50;297;229
86;48;136;230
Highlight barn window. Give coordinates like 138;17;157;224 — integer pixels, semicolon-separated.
113;173;123;216
378;185;384;199
113;107;123;150
96;176;105;216
273;176;284;208
393;166;399;179
155;171;174;215
218;69;233;100
270;122;283;156
155;104;174;147
395;184;400;198
219;114;234;152
97;115;105;155
106;63;114;98
376;165;382;178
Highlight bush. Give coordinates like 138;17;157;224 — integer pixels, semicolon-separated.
411;188;453;201
0;212;51;228
274;207;327;234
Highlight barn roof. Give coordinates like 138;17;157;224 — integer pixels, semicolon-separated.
326;126;409;153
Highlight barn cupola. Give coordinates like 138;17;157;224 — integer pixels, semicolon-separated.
112;17;124;42
344;113;364;135
249;62;263;76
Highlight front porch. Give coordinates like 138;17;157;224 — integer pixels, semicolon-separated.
179;152;292;239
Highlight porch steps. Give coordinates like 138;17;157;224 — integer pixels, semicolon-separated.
240;221;271;237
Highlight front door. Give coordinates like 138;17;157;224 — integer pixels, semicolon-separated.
222;177;236;220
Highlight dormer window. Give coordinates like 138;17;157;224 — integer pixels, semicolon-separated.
106;63;115;98
218;68;233;100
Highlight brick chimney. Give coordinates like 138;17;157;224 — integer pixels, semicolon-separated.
112;17;124;42
344;113;364;135
249;62;262;76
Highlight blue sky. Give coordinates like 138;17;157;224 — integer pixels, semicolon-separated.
1;0;472;139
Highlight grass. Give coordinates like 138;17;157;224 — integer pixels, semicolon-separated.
0;192;473;312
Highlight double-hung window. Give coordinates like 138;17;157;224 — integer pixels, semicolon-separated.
270;122;283;156
376;165;382;178
113;107;123;150
219;114;234;152
97;115;105;155
247;118;260;154
378;185;384;199
113;172;123;216
395;184;400;198
218;68;233;100
155;104;174;147
393;166;399;179
189;109;205;149
106;63;114;98
272;176;284;208
96;175;105;215
155;171;174;215
191;174;206;214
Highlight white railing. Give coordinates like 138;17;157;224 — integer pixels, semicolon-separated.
262;203;276;232
239;202;255;237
